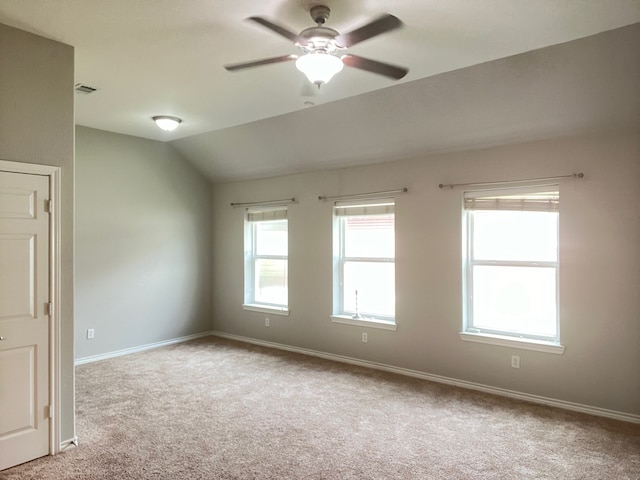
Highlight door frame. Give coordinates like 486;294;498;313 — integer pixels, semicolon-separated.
0;159;64;456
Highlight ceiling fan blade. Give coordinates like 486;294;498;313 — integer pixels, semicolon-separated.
341;54;408;80
247;16;299;43
335;14;403;48
224;54;297;72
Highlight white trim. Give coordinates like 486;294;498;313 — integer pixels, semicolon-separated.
0;160;63;455
464;196;561;345
59;437;78;452
0;160;60;176
331;315;397;331
210;331;638;424
334;204;396;321
243;304;290;316
74;331;213;366
459;331;565;354
50;167;63;455
244;212;289;309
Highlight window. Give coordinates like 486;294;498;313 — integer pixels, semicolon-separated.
332;199;395;328
462;187;560;348
244;206;288;313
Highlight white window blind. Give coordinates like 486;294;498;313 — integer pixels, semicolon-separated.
334;199;394;216
246;206;288;222
464;188;559;212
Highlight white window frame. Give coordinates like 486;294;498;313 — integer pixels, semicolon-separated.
460;186;564;354
243;206;289;315
331;198;397;330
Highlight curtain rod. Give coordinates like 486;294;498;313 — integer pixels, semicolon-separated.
318;188;408;202
230;197;296;208
439;173;584;189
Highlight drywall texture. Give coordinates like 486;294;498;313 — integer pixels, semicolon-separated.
0;23;75;443
74;127;212;359
211;128;640;416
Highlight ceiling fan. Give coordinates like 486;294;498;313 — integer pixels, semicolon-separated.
224;5;409;87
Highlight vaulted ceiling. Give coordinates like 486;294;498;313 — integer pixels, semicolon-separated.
1;1;639;182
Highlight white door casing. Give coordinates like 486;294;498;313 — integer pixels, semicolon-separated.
0;170;51;470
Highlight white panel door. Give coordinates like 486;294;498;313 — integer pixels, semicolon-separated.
0;171;50;470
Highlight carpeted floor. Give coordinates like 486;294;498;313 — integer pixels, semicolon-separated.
2;336;639;479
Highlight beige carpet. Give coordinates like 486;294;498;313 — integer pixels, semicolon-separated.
2;336;639;479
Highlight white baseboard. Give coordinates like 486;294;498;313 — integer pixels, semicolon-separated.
59;437;78;453
211;331;640;424
74;331;213;366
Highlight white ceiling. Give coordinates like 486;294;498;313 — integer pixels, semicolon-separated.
1;1;639;182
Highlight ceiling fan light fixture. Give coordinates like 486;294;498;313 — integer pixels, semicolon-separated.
295;52;343;86
152;115;182;131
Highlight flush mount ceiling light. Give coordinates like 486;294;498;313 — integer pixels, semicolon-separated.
152;115;182;131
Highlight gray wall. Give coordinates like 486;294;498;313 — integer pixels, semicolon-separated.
0;23;75;443
210;127;640;416
74;127;212;359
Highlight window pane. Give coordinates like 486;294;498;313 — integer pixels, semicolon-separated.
472;265;557;337
473;211;557;262
344;214;394;258
256;220;287;256
255;259;288;305
343;262;394;317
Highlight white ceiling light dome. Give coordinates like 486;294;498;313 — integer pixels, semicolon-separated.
295;52;344;86
152;115;182;131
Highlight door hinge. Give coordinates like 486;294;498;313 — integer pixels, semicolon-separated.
46;302;53;316
45;405;52;419
45;199;52;213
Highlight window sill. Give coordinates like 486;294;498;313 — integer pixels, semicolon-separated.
459;331;565;354
243;304;290;316
331;315;397;331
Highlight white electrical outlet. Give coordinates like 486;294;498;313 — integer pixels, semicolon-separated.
511;355;520;369
87;328;95;339
265;317;270;327
362;332;368;343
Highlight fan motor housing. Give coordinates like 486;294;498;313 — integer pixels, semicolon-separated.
297;26;340;53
